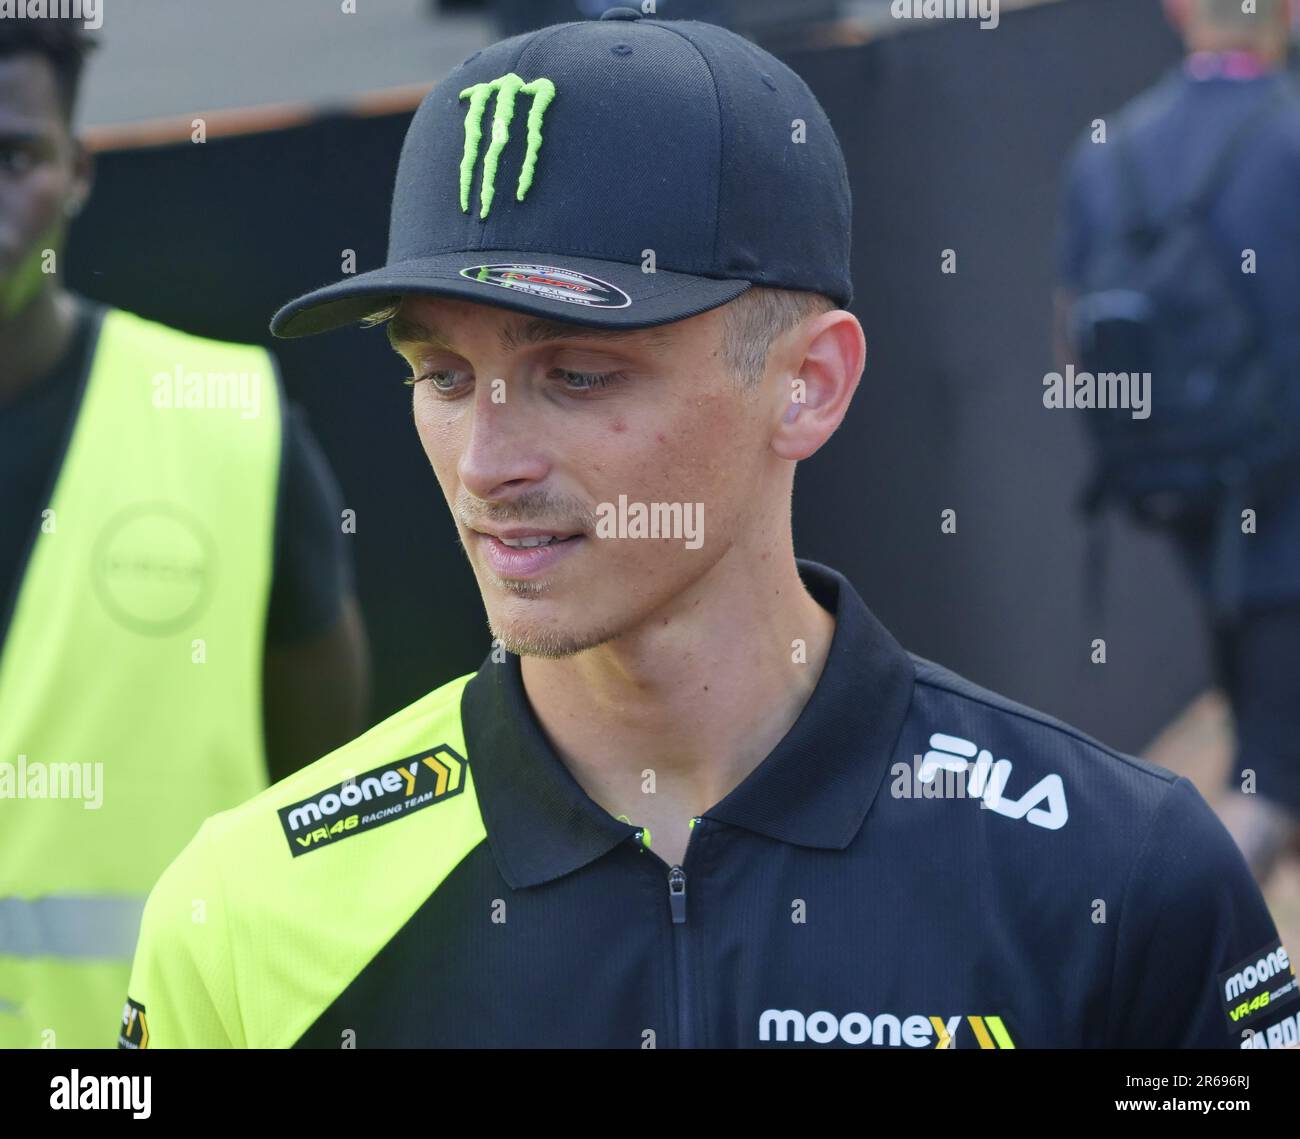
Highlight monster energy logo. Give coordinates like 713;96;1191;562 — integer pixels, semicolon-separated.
458;73;557;220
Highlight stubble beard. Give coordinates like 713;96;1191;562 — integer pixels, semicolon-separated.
484;576;624;659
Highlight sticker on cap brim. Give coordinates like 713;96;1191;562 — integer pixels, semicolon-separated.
460;263;631;309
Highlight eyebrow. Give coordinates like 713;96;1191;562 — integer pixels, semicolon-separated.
386;312;674;355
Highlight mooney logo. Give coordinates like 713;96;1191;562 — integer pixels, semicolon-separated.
917;732;1068;830
458;72;556;219
1219;939;1297;1030
758;1009;1015;1048
276;745;467;857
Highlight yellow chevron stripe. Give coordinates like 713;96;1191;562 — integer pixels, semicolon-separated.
443;748;463;790
423;756;450;795
985;1015;1015;1049
967;1015;996;1049
126;1007;148;1048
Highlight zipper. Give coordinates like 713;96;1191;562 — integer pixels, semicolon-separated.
668;860;693;1048
630;815;704;1048
667;866;687;923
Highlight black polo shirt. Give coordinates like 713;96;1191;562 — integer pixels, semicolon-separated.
121;558;1297;1048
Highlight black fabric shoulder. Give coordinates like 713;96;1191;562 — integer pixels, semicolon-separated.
265;396;354;645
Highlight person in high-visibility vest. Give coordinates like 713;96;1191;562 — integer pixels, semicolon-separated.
0;17;370;1047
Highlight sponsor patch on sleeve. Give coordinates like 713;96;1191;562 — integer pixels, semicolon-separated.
1219;937;1298;1033
276;745;467;857
118;997;148;1049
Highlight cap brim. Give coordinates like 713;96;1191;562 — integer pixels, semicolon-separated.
268;251;752;338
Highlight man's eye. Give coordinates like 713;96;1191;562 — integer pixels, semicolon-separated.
555;370;622;391
404;369;465;392
403;368;622;393
0;145;36;175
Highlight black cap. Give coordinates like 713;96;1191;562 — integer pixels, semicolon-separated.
269;14;852;338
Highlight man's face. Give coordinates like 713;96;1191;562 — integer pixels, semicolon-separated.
1163;0;1299;41
389;294;776;658
0;53;84;317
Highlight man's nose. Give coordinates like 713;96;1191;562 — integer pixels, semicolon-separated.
456;379;550;500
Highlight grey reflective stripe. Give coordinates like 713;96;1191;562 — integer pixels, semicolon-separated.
0;896;146;960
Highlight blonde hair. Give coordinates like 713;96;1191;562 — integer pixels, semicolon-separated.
719;286;839;387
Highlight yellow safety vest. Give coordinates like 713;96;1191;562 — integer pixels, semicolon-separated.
0;306;281;1047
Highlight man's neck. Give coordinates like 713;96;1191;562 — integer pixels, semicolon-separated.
519;550;836;862
1184;31;1287;72
0;288;79;406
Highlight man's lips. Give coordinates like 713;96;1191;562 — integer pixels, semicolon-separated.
473;526;584;542
471;526;585;579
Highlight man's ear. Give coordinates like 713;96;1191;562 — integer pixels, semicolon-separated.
65;138;94;219
769;310;865;464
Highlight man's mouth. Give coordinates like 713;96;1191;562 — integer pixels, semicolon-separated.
496;534;579;549
472;527;586;580
474;525;584;545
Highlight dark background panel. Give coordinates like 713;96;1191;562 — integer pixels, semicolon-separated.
68;0;1202;752
784;0;1198;747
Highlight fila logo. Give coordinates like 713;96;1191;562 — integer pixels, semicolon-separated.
458;72;557;219
919;732;1069;830
758;1009;1015;1048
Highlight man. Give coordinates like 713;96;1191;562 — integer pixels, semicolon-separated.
123;9;1297;1049
0;19;369;1047
1056;0;1300;884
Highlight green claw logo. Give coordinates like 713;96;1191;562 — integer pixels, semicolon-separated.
458;73;557;220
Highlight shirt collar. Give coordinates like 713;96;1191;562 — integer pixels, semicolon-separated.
1184;50;1274;81
460;558;916;889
